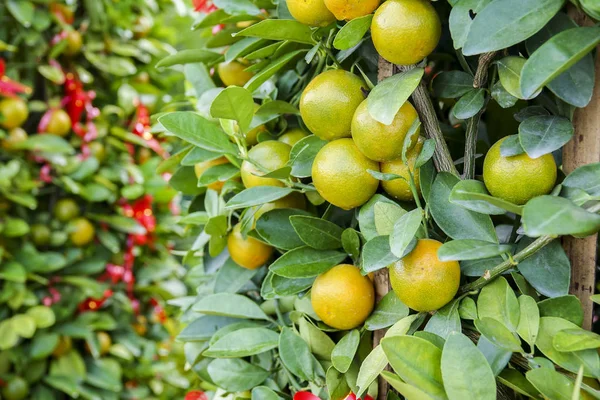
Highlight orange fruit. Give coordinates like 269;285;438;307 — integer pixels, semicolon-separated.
311;264;375;329
352;100;419;162
380;136;424;201
278;128;308;147
287;0;336;27
389;239;460;312
300;70;366;141
227;223;274;270
371;0;441;65
483;137;557;205
312;138;379;210
46;109;72;137
195;156;229;192
240;141;291;188
217;61;254;87
324;0;380;20
0;97;29;130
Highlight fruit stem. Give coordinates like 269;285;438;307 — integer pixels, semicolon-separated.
463;51;497;180
397;65;459;176
458;235;555;293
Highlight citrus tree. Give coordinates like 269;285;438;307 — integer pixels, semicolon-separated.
160;0;600;399
0;1;197;399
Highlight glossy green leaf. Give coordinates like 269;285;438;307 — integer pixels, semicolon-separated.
553;329;600;352
538;295;583;327
449;0;493;49
251;386;279;400
499;134;526;157
365;291;409;331
361;235;400;274
255;208;310;250
226;186;294;209
204;327;279;357
523;196;600;238
449;179;521;215
327;367;352;400
14;134;75;154
208;358;270;391
498;369;541;398
358;194;399;240
496;56;531;99
381;371;435;400
356;345;387;397
477;276;520;330
438;239;511;261
299;317;335;360
517;239;570;298
389;208;422;258
458;297;477;320
193;293;269;320
562;163;600;198
269;246;346;278
517;295;540;350
289;215;344;250
475;318;523;352
367;68;424;125
12;315;36;339
332;330;360;373
518;115;574;159
279;327;324;382
526;367;575;400
452;89;485;120
424;300;461;340
27;306;56;328
245;50;306;93
289;135;327;178
236;19;315;44
374;201;407;236
333;15;373;50
156;49;222;68
432;71;473;99
210;86;255;133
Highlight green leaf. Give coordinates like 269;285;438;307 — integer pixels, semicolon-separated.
27;306;56;328
500;134;526;157
553;329;600;352
538;295;583;327
415;139;436;169
210;86;255;133
525;12;595;107
269;246;346;278
432;71;473;99
430;173;497;242
204;327;279;357
289;215;343;250
332;330;360;373
449;179;521;215
271;275;314;296
358;194;398;240
88;214;146;235
356;345;387;397
382;336;446;400
523;196;600;237
245;50;306;93
193;293;269;320
452;89;485;120
252;386;280;400
14;134;75;154
496;56;532;99
518;115;574;158
438;239;511;261
517;239;570;298
12;314;36;338
498;369;541;398
178;316;239;342
367;68;424;125
537;317;600;377
289;135;327;178
30;332;59;360
208;358;270;391
491;80;519;108
448;0;493;49
374;202;407;236
236;19;315;44
86;358;122;392
441;332;496;400
477;276;520;330
155;49;222;68
563;163;600;198
521;27;600;99
225;37;264;63
526;368;575;400
459;297;478;320
214;0;261;16
517;295;540;350
361;235;400;274
159;111;238;154
215;258;258;293
462;0;565;55
342;228;361;263
7;0;34;27
389;208;422;258
424;300;461;340
333;15;373;50
381;371;435;400
198;163;240;187
0;261;26;283
327;367;351;400
475;317;523;352
279;327;324;382
226;186;294;209
255;208;310;250
299;317;335;360
44;376;80;398
365;291;409;331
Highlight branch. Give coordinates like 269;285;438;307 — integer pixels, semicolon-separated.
463;52;497;179
397;65;459;175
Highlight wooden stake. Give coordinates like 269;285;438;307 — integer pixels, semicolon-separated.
563;9;600;331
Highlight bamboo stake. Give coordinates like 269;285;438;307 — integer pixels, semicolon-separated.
563;9;600;331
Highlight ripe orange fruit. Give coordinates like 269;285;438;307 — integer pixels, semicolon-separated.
278;128;308;147
54;198;80;222
241;141;291;188
380;136;424;201
217;61;254;87
68;217;95;246
483;137;557;205
312;138;379;210
389;239;460;312
64;30;83;56
311;264;374;329
227;223;274;270
300;70;366;141
0;97;29;129
46;109;72;137
287;0;336;27
352;100;419;162
195;156;229;192
324;0;380;20
2;127;28;151
371;0;441;65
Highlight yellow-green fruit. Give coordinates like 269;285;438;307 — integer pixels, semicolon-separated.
287;0;336;27
69;218;95;247
2;127;28;151
371;0;441;65
380;137;424;201
54;198;80;222
52;336;72;357
311;138;379;210
89;141;106;163
64;30;83;55
46;109;72;137
254;192;307;222
227;224;274;270
217;61;254;87
241;141;291;188
278;128;308;147
243;104;266;146
311;264;375;329
483;137;557;205
389;239;460;312
195;156;229;192
352;100;419;162
0;97;29;129
324;0;380;20
300;70;366;141
31;224;51;246
97;331;112;355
